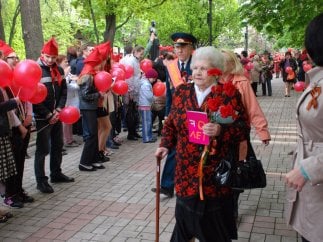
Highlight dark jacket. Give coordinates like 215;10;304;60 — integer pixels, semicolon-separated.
33;59;67;121
0;88;18;136
279;58;298;82
78;74;100;110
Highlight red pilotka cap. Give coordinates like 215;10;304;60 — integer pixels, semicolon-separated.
96;41;111;61
0;39;15;57
84;48;103;67
42;37;58;56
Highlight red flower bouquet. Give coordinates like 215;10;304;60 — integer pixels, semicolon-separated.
207;81;239;124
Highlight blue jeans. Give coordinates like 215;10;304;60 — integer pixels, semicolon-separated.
262;78;272;96
34;120;63;183
79;110;98;166
161;148;176;189
140;109;152;142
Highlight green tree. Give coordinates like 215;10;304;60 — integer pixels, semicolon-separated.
239;0;323;48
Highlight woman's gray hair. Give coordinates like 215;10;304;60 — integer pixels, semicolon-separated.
191;46;224;71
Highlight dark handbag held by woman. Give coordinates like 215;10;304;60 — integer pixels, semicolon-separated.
214;156;267;189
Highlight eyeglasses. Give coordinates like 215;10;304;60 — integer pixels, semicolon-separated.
6;56;19;60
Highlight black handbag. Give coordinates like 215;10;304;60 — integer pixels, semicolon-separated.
214;156;267;189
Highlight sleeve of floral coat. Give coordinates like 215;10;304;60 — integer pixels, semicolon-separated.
159;87;183;150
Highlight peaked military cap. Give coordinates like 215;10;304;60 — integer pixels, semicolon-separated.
171;32;197;46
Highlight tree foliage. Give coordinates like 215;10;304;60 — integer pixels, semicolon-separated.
239;0;323;48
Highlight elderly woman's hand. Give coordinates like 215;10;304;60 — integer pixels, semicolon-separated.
155;147;169;160
202;122;221;137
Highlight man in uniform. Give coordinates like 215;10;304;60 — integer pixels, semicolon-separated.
152;32;197;197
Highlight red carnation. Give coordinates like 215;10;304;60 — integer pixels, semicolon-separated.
219;104;234;118
207;68;222;77
223;82;236;97
207;96;222;112
211;84;223;94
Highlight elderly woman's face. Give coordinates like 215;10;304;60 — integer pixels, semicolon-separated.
192;59;213;91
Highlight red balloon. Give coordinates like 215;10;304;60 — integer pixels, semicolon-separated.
13;60;42;89
29;83;48;104
94;71;112;92
140;59;153;73
124;65;134;79
112;63;125;72
285;66;293;74
11;84;36;101
111;68;125;82
112;81;128;95
303;64;312;72
245;62;254;71
59;106;80;124
153;82;166;97
0;60;13;87
294;82;305;92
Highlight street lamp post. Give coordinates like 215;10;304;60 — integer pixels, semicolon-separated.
244;23;248;52
208;0;212;45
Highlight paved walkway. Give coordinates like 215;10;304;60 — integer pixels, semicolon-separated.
0;78;303;241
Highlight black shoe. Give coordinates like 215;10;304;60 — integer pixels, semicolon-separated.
79;164;96;171
113;141;122;146
19;191;34;203
4;195;24;208
37;181;54;193
92;163;105;169
127;136;138;141
151;187;174;198
134;133;142;138
110;144;119;149
51;173;75;183
98;151;110;163
144;139;157;143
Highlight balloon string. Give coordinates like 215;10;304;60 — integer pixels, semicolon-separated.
8;86;25;121
37;123;51;133
16;87;21;97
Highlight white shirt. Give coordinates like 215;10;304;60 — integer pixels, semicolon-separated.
194;84;214;107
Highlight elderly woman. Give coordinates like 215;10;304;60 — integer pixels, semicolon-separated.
285;13;323;242
250;55;263;96
155;46;249;241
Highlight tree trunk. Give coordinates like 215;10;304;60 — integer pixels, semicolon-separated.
19;0;43;60
88;0;99;44
0;0;6;41
104;14;116;46
8;3;21;46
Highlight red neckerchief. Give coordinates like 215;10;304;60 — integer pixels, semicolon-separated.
40;56;62;86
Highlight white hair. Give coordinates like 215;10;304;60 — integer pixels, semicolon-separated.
191;46;224;71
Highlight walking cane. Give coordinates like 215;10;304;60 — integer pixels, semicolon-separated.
155;156;161;242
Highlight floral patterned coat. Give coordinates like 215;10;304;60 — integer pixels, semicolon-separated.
160;82;249;198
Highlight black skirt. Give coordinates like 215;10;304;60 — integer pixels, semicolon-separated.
0;135;17;182
97;107;109;118
171;195;237;242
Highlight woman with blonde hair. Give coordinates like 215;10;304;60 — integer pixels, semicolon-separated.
221;49;271;219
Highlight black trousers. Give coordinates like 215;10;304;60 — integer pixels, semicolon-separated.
151;107;165;135
5;127;30;197
171;196;236;242
79;110;99;166
126;101;139;137
34;120;63;183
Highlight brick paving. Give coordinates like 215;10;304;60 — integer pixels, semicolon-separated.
0;77;303;241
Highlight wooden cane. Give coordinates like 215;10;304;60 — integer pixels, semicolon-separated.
155;156;161;242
